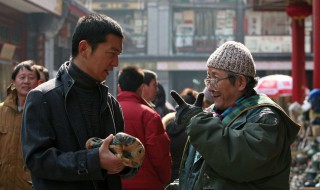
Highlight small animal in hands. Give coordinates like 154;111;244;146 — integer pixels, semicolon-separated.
86;132;145;168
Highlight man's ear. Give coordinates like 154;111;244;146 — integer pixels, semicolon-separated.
137;84;144;95
79;40;90;58
237;75;247;91
118;85;122;93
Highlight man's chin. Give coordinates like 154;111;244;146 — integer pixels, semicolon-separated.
102;71;109;80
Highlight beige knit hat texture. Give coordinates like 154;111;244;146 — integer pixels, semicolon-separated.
206;41;256;77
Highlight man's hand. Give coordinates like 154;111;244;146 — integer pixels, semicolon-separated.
170;90;204;126
99;134;125;174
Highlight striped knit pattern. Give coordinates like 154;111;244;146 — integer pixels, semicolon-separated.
206;41;256;77
218;94;287;127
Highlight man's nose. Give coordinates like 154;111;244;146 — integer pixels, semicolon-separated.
23;77;32;83
112;56;119;67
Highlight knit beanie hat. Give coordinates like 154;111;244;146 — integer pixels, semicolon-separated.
206;41;256;77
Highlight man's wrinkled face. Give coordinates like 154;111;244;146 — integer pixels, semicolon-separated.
206;67;243;111
12;68;39;97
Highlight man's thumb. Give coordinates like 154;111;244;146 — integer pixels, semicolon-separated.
101;134;114;149
170;90;186;106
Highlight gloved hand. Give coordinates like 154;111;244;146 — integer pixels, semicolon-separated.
170;90;204;126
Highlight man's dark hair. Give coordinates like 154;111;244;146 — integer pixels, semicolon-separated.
118;66;144;92
34;65;49;82
154;83;166;107
227;71;258;96
12;60;40;80
72;13;124;58
180;88;199;104
143;69;157;85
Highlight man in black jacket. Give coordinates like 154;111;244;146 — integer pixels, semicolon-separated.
21;14;138;190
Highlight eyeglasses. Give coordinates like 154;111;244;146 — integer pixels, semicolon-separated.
204;76;232;91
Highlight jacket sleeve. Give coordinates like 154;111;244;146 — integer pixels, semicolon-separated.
22;90;106;181
143;111;172;184
186;107;290;182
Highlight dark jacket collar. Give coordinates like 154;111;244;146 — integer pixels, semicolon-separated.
56;61;109;98
55;61;111;148
68;61;100;89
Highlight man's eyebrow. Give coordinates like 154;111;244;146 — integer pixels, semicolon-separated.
111;47;121;53
110;47;117;51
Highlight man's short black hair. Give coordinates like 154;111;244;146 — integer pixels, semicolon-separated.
143;69;157;85
12;60;40;80
72;13;124;58
118;66;144;92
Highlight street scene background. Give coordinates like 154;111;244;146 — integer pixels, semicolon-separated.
0;0;319;189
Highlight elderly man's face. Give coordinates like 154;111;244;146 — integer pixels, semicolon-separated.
205;67;245;111
12;67;39;98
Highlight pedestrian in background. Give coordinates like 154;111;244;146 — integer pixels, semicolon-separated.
142;69;159;108
0;60;40;190
118;66;172;190
21;14;138;190
170;41;300;189
154;82;175;118
33;64;49;84
162;87;199;184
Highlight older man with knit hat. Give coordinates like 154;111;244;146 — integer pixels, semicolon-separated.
168;41;300;190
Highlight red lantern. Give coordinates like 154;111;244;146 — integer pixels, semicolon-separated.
286;2;312;19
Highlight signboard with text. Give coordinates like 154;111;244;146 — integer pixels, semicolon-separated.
245;35;311;53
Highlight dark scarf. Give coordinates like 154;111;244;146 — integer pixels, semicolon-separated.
68;62;102;138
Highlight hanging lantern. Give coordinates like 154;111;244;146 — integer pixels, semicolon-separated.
286;2;312;20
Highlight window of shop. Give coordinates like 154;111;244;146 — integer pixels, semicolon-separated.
110;10;147;54
244;11;312;53
12;27;21;45
93;0;148;55
0;24;8;41
0;5;26;101
173;8;235;54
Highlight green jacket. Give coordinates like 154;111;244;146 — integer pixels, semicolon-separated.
179;94;300;190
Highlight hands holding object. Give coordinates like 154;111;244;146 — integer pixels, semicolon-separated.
86;132;145;168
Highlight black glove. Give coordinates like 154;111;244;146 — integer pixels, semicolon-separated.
170;90;204;126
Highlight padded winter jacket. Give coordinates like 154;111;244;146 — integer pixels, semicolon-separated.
118;91;172;190
0;89;32;190
179;94;300;190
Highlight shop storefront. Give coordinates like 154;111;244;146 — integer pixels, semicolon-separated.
0;3;27;100
92;1;148;54
0;0;91;101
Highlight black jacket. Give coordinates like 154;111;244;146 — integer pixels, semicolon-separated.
21;62;137;190
162;112;187;183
